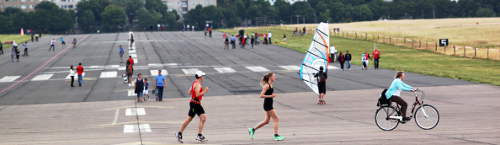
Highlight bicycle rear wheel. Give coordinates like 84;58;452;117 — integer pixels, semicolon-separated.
415;104;440;130
375;106;399;131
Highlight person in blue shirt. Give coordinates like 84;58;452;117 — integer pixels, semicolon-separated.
385;71;416;122
154;70;167;101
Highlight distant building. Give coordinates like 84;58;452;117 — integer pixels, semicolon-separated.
0;0;80;11
162;0;216;15
267;0;306;5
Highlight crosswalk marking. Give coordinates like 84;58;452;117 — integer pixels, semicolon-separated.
182;68;202;75
245;66;269;72
214;67;236;73
150;69;168;76
123;124;151;133
280;65;300;71
0;76;21;83
100;71;117;78
125;108;146;116
31;74;53;81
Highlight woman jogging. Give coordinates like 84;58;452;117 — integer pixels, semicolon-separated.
248;72;285;141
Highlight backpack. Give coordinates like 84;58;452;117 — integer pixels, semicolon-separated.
377;89;389;107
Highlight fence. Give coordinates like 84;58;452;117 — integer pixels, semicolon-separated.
330;31;500;61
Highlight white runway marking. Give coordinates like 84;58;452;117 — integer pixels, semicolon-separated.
100;71;117;78
125;108;146;116
182;68;202;75
150;69;168;76
280;65;300;71
31;74;53;81
0;76;21;83
214;67;236;73
123;124;151;133
245;66;269;72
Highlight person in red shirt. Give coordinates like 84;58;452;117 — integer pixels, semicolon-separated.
176;71;208;143
76;62;84;87
372;48;381;69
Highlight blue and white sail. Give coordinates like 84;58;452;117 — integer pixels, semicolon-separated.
299;23;330;94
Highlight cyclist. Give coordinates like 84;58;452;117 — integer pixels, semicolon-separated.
385;71;416;123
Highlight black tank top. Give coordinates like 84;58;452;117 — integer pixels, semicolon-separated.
264;85;274;106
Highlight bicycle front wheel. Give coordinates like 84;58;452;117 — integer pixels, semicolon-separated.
414;104;440;130
375;106;399;131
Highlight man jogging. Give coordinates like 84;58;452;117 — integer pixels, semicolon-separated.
176;71;208;143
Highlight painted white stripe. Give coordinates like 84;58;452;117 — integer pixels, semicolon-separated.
182;68;201;75
150;69;168;76
128;89;136;96
214;67;236;73
280;65;300;71
125;108;146;116
112;109;120;125
245;66;269;72
66;72;85;79
31;74;53;81
123;124;152;133
100;71;117;78
0;76;21;83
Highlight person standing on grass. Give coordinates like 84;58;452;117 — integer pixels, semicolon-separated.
372;48;381;69
345;50;352;70
0;40;4;55
338;51;345;70
154;70;166;102
76;63;84;87
49;39;56;51
135;73;144;102
248;72;285;141
176;71;208;143
69;65;75;87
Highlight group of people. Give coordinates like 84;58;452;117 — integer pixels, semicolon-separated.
334;48;381;70
175;71;285;143
223;31;273;50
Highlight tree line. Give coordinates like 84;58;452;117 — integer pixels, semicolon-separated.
1;0;499;33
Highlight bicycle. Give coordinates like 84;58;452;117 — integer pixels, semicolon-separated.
375;89;439;131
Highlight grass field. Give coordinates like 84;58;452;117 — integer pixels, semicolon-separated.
285;18;500;48
219;27;500;86
0;34;31;49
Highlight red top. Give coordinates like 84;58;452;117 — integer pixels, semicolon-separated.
190;80;203;104
76;65;84;75
373;49;380;59
128;58;134;66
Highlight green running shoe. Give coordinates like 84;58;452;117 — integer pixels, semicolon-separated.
273;135;285;141
248;128;255;138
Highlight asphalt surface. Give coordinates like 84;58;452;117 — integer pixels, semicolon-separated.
0;31;496;145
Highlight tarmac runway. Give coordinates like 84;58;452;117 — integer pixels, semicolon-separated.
0;32;497;145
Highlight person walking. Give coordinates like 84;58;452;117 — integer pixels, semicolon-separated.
22;42;28;56
248;72;285;141
154;70;166;101
0;40;3;55
135;73;145;102
119;45;125;63
314;67;328;104
224;38;229;50
69;65;75;87
49;39;56;51
76;63;84;87
372;48;381;69
338;51;345;70
345;51;352;70
176;71;208;143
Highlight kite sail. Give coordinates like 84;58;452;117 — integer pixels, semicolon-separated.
299;23;330;94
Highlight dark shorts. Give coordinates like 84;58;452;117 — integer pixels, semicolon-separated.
318;82;326;94
188;102;205;117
